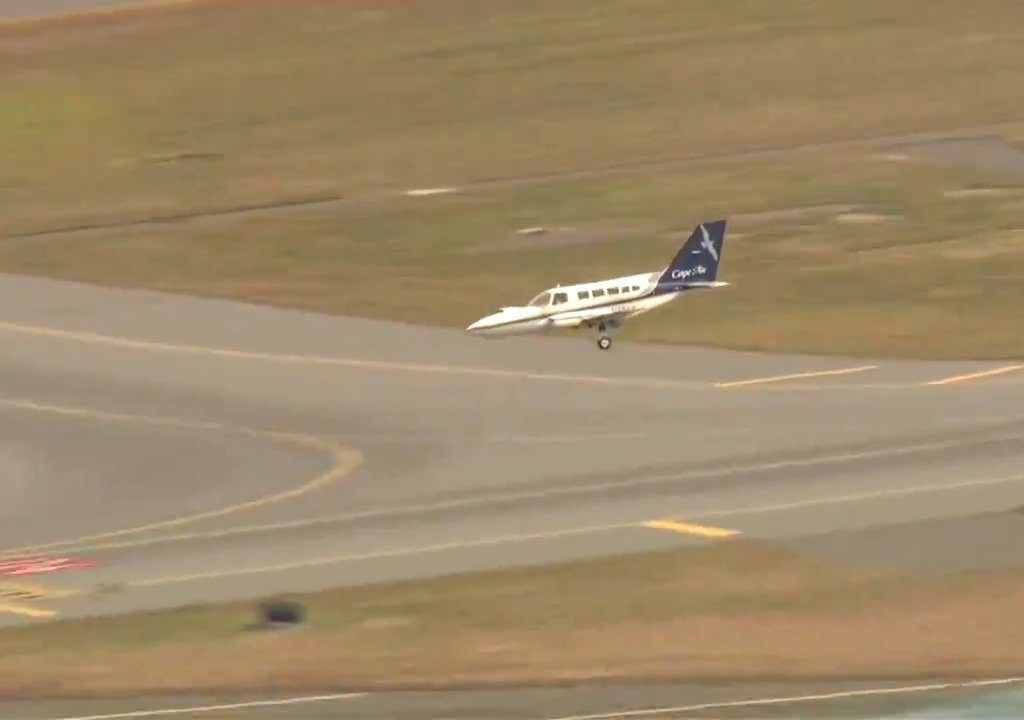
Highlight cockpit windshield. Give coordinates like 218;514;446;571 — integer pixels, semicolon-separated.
528;291;552;307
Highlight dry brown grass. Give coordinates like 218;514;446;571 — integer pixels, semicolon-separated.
2;0;1024;358
5;0;1024;232
3;542;1024;698
3;145;1024;359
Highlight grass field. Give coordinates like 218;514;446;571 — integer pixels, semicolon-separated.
3;540;1024;698
2;0;1024;359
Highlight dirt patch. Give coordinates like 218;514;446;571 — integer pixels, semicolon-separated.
927;286;987;298
935;230;1024;260
943;187;1024;198
772;235;849;263
948;32;1024;46
355;616;415;631
849;247;921;263
835;212;896;224
892;136;1024;178
849;229;1024;263
869;152;912;162
463;220;656;254
729;204;858;231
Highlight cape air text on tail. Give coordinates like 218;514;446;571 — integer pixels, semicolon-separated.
466;219;729;350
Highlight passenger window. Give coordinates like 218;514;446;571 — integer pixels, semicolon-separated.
592;288;605;297
607;287;619;295
577;291;590;300
553;292;568;305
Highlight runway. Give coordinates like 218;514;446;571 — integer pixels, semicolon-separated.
0;270;1022;618
1;269;1024;718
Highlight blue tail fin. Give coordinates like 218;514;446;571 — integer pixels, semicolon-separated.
656;219;727;290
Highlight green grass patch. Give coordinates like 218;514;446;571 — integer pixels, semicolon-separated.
4;541;1024;698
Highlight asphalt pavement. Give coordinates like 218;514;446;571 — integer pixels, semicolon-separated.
0;272;1022;718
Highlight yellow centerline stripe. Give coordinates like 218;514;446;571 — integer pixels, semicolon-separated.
643;519;740;538
0;398;364;559
0;602;56;618
714;365;877;388
926;364;1024;386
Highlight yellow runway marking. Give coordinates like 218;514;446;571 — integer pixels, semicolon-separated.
715;365;877;388
0;582;76;619
926;364;1024;386
0;318;1009;394
0;320;883;393
0;398;364;559
643;519;740;538
0;602;56;619
0;320;708;390
0;582;77;601
28;431;1021;557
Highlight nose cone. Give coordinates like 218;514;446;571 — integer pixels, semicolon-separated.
467;306;544;337
467;312;501;333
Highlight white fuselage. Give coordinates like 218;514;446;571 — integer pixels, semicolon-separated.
466;270;679;337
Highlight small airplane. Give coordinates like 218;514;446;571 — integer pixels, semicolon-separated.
466;219;728;350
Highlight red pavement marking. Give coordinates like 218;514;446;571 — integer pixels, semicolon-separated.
0;556;97;576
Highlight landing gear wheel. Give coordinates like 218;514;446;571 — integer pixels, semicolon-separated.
597;336;612;351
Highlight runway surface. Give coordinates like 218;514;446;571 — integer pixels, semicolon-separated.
9;680;1024;720
0;270;1023;718
1;270;1023;619
0;0;159;22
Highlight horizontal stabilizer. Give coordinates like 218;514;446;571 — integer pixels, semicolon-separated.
678;280;729;288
